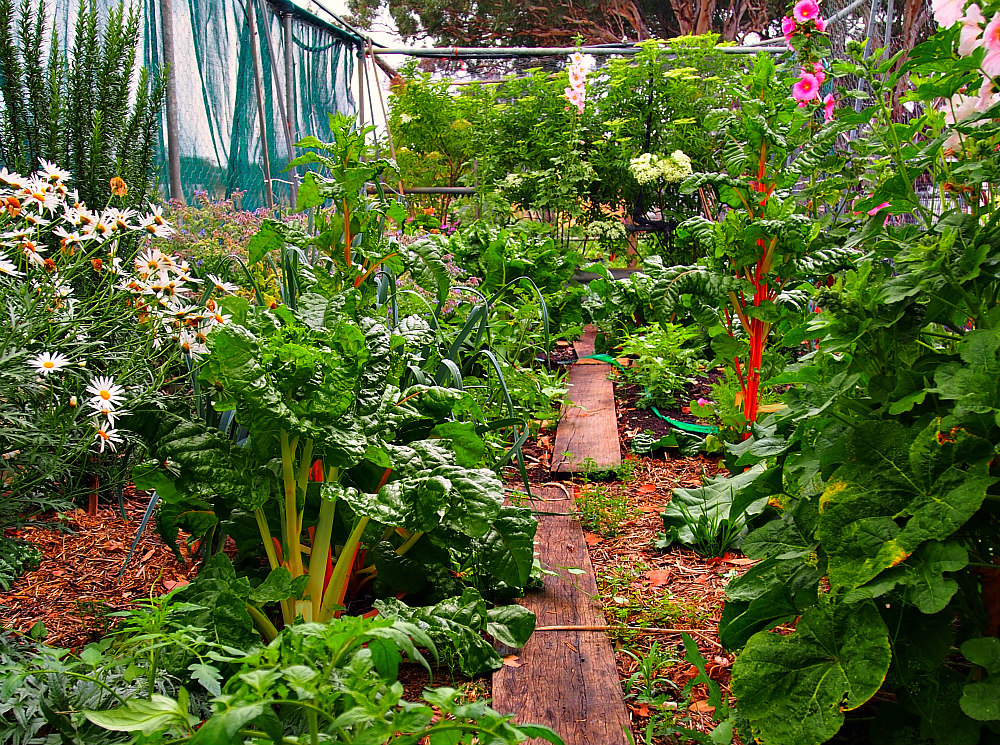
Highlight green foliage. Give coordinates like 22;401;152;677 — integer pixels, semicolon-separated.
656;463;774;555
619;322;707;409
703;29;1000;743
0;0;165;210
0;536;39;591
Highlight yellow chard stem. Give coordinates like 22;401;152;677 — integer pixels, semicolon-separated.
253;507;293;626
279;431;303;579
305;478;338;624
319;516;369;622
295;438;314;537
396;530;424;556
247;604;279;642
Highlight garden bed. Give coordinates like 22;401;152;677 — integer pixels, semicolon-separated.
0;488;192;649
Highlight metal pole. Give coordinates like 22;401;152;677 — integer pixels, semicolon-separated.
368;44;783;58
254;0;298;204
245;0;274;209
158;0;185;204
283;12;298;205
356;46;366;131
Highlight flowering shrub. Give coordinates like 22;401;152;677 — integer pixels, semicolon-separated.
0;164;223;524
628;150;693;185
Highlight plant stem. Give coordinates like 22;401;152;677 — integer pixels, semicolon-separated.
305;481;337;623
247;603;279;642
279;430;304;580
319;516;369;622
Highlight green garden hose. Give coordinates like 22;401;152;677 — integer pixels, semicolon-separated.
577;354;720;435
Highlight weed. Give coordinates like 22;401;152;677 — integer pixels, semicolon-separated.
569;456;639;537
622;642;679;704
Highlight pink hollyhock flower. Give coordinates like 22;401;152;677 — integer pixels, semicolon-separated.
803;62;826;84
982;13;1000;75
933;0;965;27
959;4;985;55
867;201;890;216
792;73;821;106
793;0;820;22
782;15;797;38
815;15;827;31
823;93;836;122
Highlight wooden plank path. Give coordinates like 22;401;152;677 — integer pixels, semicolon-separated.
492;487;630;745
551;326;621;475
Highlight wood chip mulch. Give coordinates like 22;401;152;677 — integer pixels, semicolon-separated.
0;489;194;649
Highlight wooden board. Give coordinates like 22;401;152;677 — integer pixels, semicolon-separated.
551;326;621;474
493;488;630;745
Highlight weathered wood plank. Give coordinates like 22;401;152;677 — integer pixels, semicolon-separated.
551;327;620;474
493;488;629;745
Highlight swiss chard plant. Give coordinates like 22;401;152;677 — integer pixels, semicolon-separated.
132;291;538;671
700;11;1000;744
648;46;854;434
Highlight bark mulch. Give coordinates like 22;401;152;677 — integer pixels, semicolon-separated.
0;488;193;649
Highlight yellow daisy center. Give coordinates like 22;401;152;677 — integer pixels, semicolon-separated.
100;390;111;400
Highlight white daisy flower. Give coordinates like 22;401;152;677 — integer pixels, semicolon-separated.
210;310;232;326
28;351;72;375
104;207;136;232
37;160;71;185
139;208;173;238
135;247;171;279
87;397;126;427
206;274;239;295
177;330;208;359
93;421;123;453
20;239;46;267
0;254;24;278
0;168;28;189
85;376;126;408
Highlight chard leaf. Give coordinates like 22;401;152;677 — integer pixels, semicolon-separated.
471;505;537;589
486;604;536;648
375;589;503;675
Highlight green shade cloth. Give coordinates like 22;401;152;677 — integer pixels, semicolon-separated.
50;0;360;208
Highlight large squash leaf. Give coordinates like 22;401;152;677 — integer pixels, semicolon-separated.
817;419;995;592
732;600;891;745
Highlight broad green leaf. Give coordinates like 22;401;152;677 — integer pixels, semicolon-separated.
817;420;996;591
486;604;535;648
247;220;284;265
83;694;195;735
472;505;537;590
732;601;891;745
960;637;1000;722
658;464;772;549
844;540;968;613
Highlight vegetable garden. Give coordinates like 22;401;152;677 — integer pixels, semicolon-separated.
2;0;1000;743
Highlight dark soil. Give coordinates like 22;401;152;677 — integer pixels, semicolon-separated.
537;340;578;369
615;367;724;438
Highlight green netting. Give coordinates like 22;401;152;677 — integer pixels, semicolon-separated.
50;0;360;209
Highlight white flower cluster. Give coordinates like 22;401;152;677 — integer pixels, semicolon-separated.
498;173;525;191
123;247;234;358
629;150;693;185
2;163;235;454
588;220;627;243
